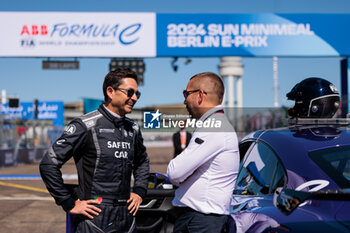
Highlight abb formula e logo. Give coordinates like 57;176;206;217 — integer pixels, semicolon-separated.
20;24;141;41
19;23;142;48
21;25;48;36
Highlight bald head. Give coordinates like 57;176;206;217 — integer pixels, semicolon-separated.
189;72;225;105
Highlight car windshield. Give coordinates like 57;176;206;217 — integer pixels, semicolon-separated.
309;145;350;189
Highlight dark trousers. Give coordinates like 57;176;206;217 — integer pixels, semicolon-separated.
74;204;136;233
173;207;228;233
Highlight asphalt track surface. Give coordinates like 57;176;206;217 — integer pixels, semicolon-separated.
0;146;173;233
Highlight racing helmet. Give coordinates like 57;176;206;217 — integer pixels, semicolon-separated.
286;77;340;118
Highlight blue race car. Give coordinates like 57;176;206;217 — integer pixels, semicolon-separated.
230;118;350;233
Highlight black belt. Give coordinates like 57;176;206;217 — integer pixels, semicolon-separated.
92;197;128;206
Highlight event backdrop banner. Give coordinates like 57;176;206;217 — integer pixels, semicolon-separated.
1;12;350;57
156;13;350;57
1;101;64;126
0;12;156;57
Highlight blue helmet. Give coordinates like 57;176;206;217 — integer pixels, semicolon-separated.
286;77;340;118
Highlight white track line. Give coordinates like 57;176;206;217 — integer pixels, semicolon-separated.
0;197;53;201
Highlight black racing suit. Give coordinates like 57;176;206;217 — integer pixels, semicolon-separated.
40;104;150;233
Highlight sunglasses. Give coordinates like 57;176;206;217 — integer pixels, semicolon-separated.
183;89;207;98
115;88;141;99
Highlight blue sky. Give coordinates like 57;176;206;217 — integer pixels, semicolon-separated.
0;0;349;108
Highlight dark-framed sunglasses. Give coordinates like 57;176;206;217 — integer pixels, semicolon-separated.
183;89;207;98
115;88;141;99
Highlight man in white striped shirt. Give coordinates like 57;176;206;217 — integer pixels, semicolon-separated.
167;72;239;233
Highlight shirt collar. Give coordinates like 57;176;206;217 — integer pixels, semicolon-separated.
198;105;223;122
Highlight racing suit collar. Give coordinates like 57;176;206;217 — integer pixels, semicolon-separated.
102;104;122;118
98;104;128;128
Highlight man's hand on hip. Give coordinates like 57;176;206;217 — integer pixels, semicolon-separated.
127;192;142;216
69;199;102;219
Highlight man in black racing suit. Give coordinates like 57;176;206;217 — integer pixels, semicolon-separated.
40;69;149;233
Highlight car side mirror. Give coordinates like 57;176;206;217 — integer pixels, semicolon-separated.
274;187;350;215
273;187;311;215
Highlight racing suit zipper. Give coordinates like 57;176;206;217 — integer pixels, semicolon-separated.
120;125;125;194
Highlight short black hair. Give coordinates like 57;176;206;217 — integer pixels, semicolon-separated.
190;72;225;103
102;68;138;102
